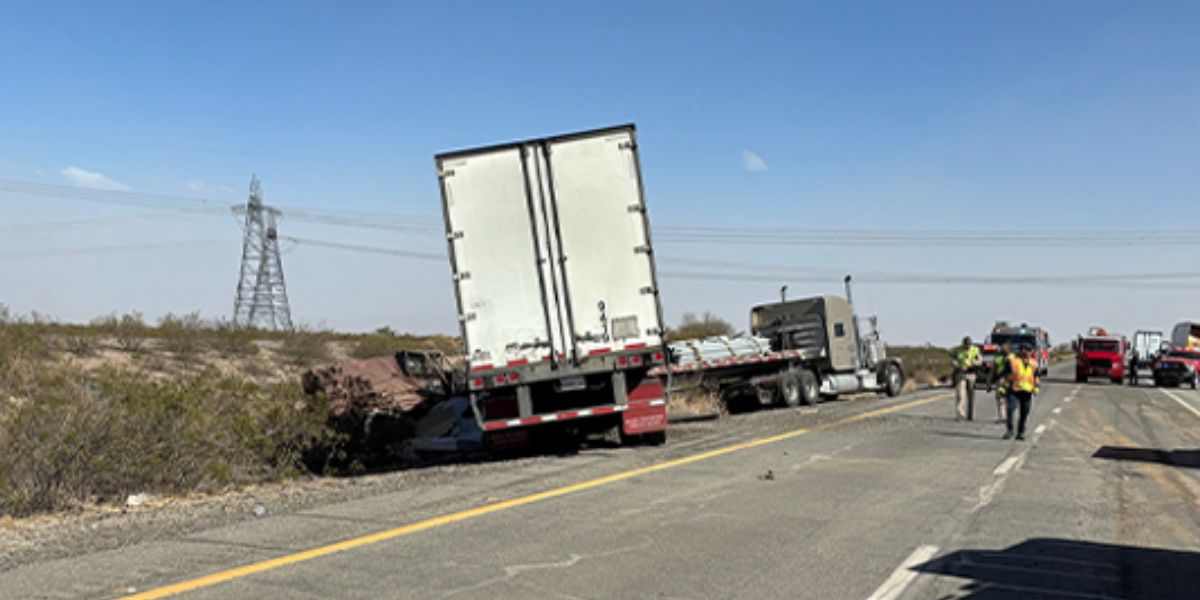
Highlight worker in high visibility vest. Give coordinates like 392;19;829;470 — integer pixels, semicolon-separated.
952;336;982;420
1004;345;1040;440
992;344;1012;422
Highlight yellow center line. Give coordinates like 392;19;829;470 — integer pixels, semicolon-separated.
125;392;951;599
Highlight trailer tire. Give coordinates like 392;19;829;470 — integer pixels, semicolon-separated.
884;363;903;397
799;370;820;406
642;430;668;446
778;371;802;408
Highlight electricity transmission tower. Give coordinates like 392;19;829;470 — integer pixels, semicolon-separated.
232;176;294;330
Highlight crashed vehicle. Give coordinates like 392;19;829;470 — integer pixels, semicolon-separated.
1152;347;1200;389
302;350;482;457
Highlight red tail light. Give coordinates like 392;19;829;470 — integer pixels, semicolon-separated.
506;372;520;384
493;374;506;386
469;378;485;390
617;356;629;368
631;355;644;367
651;351;665;363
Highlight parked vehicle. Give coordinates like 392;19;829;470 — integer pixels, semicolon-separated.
652;277;904;408
1131;330;1164;368
975;342;1003;389
987;322;1051;375
435;124;668;445
1074;327;1128;384
1170;321;1200;350
1153;347;1200;389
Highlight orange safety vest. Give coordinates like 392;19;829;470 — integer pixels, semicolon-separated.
1012;357;1036;393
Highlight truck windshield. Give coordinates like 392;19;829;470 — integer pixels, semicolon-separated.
992;334;1035;348
1082;340;1119;353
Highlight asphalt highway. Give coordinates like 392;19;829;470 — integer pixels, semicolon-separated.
3;362;1197;599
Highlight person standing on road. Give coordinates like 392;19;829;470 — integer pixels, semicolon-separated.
953;336;982;420
992;344;1012;423
1004;345;1040;440
1128;350;1140;386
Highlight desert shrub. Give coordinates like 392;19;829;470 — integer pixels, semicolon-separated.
667;311;736;342
92;312;148;353
0;369;337;517
157;311;205;357
348;328;450;359
208;318;260;357
888;345;953;383
61;333;99;357
0;307;58;383
280;326;332;367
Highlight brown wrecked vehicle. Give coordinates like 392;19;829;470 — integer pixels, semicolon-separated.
302;350;479;455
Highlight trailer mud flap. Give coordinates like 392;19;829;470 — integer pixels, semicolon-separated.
622;378;667;435
622;403;667;435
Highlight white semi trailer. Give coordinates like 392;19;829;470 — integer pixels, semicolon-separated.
435;125;669;445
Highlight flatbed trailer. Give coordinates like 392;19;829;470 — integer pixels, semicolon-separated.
650;344;822;407
653;280;905;409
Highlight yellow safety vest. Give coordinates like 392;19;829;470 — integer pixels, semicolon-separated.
956;346;981;369
1012;357;1036;393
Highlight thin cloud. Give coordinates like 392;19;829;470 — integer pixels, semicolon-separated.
183;179;235;196
742;150;768;173
61;166;131;191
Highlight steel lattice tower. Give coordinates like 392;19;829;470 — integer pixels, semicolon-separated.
232;176;294;330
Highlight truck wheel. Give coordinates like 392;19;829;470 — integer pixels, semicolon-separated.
1075;372;1086;383
641;430;667;446
799;370;820;406
778;371;802;408
884;363;903;397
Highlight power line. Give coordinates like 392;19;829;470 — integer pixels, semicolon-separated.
6;177;1200;246
282;236;446;261
0;178;443;234
0;239;225;259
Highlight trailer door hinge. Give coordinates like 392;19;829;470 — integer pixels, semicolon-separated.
439;168;455;179
453;271;471;282
618;141;637;150
640;286;658;295
459;312;477;323
447;230;464;241
627;203;645;214
633;245;652;255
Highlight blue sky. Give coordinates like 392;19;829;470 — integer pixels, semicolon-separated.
1;1;1198;344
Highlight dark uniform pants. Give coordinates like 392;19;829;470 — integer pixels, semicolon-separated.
1006;391;1033;435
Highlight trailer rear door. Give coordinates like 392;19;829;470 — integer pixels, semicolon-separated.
437;125;663;370
545;129;661;358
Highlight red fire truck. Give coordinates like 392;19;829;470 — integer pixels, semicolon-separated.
1074;327;1128;384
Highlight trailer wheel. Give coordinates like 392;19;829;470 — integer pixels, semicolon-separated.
799;370;820;406
884;363;904;397
642;430;667;446
778;371;802;408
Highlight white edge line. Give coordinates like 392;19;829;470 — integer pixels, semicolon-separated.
1052;407;1062;415
1034;424;1047;435
866;544;940;600
993;456;1019;476
1159;388;1200;418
